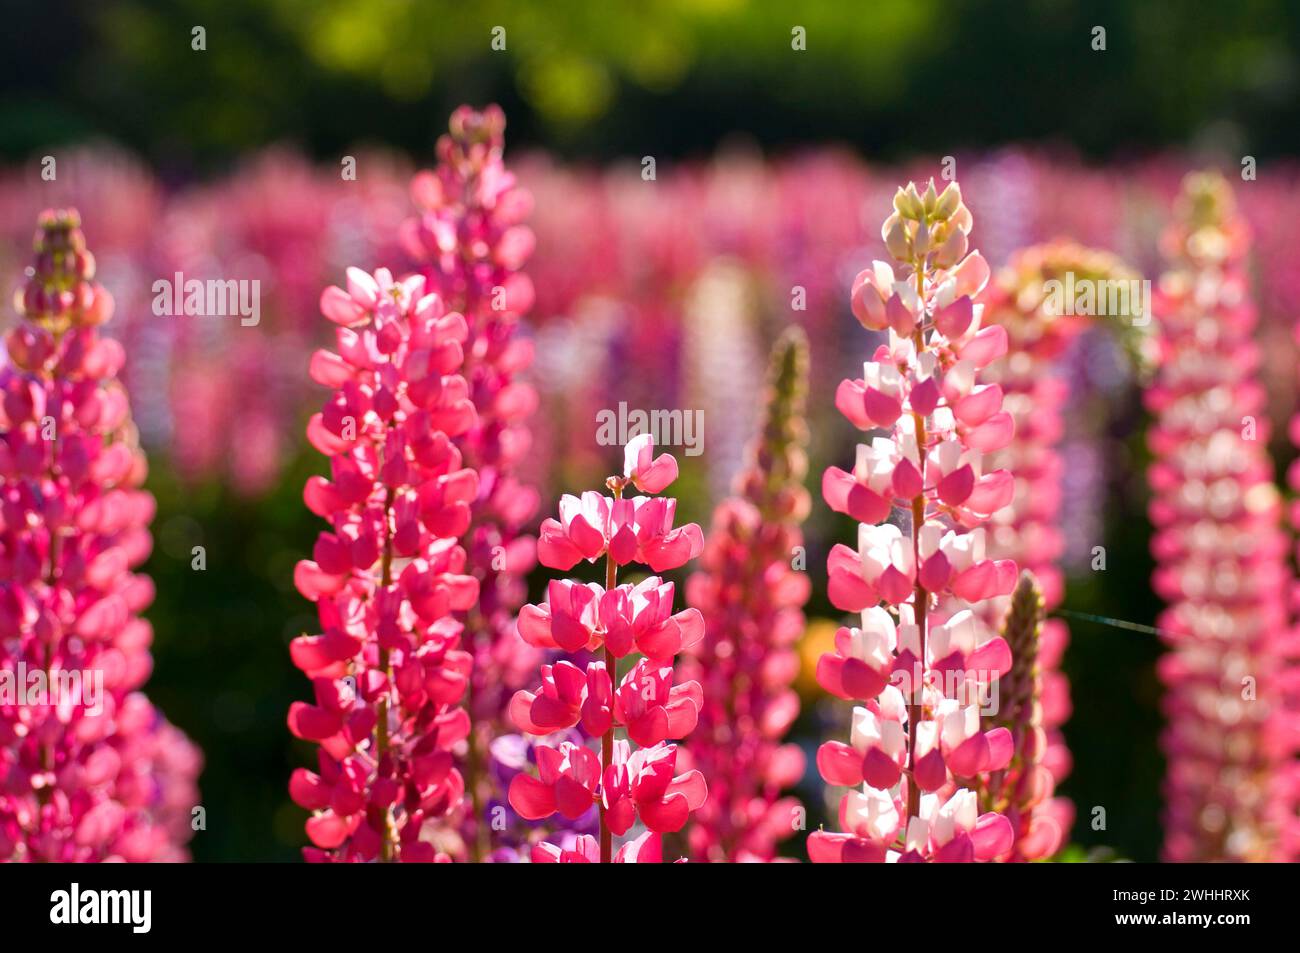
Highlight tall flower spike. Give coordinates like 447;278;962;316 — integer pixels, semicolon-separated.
289;265;479;862
980;571;1067;859
812;180;1018;863
975;240;1143;853
507;436;707;862
1149;172;1293;862
0;209;201;862
402;104;543;859
1285;251;1300;859
683;328;811;862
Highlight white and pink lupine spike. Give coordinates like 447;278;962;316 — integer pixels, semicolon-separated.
0;209;201;862
507;436;707;861
1150;172;1297;862
811;180;1019;863
289;264;480;862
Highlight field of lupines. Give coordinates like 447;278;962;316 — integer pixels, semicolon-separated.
2;100;1299;869
7;100;1300;868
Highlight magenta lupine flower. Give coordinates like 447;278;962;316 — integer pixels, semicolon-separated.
974;241;1142;857
681;329;811;862
0;209;200;862
288;265;480;862
400;105;544;857
810;181;1019;863
1149;173;1294;862
507;435;707;861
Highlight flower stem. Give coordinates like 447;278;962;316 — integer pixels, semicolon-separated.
906;267;929;826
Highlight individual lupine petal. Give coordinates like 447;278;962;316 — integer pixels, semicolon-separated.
543;492;611;566
965;469;1014;516
827;543;877;612
508;774;557;820
807;831;888;863
815;609;895;700
850;261;894;331
530;836;598;863
638;605;705;660
613;660;702;746
508;740;600;822
508;661;587;734
959;323;1008;368
937;464;975;507
952;251;991;300
964;411;1015;453
822;466;891;525
632;496;705;571
545;579;603;652
934;296;974;339
580;662;614;737
614;830;663;863
623;433;679;493
886;289;918;336
537;517;584;570
835;378;875;430
817;740;866;786
951;558;1018;602
953;383;1002;427
842;783;902;844
345;266;381;309
909;375;940;416
892;456;924;499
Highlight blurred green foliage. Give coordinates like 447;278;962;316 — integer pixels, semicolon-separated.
3;0;1299;166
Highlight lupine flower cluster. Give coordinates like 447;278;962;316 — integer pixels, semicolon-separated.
682;328;811;862
1148;172;1294;862
288;265;480;862
0;210;200;861
811;180;1020;863
1286;238;1300;863
980;570;1062;860
401;106;543;857
975;241;1141;856
506;435;707;862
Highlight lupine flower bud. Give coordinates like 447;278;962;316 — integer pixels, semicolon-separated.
980;571;1069;859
